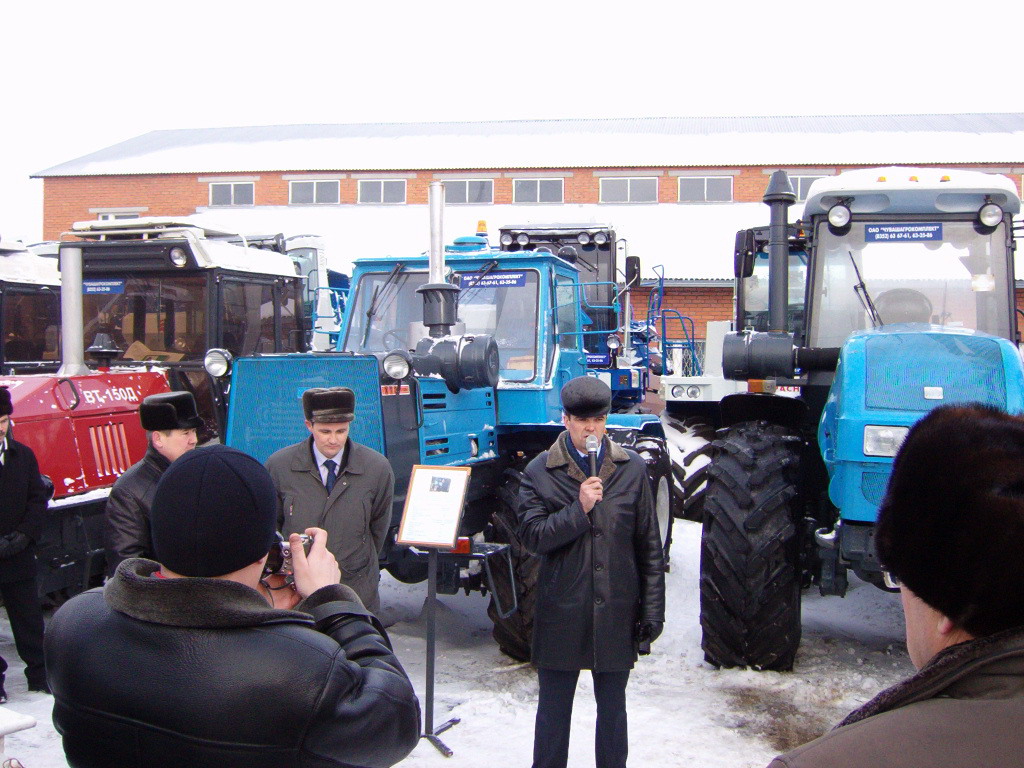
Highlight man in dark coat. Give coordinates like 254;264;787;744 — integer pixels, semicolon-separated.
519;376;665;768
46;444;420;768
768;404;1024;768
266;387;394;613
0;385;50;700
103;390;201;573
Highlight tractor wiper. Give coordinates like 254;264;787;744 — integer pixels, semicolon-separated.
361;263;405;348
458;260;499;304
848;251;882;327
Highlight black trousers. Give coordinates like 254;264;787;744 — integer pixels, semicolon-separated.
532;667;630;768
0;576;46;686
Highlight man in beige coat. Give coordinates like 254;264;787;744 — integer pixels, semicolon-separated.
265;387;394;613
768;403;1024;768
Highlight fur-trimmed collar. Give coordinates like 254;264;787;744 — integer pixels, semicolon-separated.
836;625;1024;729
104;558;317;629
546;432;629;483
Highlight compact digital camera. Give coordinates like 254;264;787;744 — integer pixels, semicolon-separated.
264;533;314;575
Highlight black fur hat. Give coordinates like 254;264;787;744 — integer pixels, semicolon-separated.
0;386;11;417
302;387;355;424
560;376;612;419
876;404;1024;636
139;391;204;432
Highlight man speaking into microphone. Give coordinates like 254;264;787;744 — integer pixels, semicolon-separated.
518;376;665;768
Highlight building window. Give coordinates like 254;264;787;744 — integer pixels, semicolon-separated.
599;177;658;203
444;179;493;204
210;182;254;207
290;180;340;205
96;212;141;221
358;179;406;204
790;175;828;201
513;179;564;204
678;176;733;203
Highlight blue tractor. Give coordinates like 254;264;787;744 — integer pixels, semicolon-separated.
219;184;673;660
700;167;1024;670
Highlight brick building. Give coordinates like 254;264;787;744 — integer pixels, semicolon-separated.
33;114;1024;337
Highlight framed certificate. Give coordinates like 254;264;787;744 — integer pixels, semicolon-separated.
396;465;472;549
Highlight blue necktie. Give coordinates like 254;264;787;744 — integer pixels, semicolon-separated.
324;459;338;494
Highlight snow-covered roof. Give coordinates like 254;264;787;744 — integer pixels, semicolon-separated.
32;114;1024;178
0;240;60;286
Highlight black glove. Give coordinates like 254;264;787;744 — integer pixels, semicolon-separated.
636;620;664;655
0;532;30;560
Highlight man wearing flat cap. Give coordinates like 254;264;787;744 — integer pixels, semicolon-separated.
519;375;665;768
767;404;1024;768
46;444;420;767
265;387;394;612
0;386;50;700
103;390;201;573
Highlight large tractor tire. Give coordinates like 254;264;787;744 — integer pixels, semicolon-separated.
661;413;714;521
486;469;540;662
699;421;802;671
630;432;674;561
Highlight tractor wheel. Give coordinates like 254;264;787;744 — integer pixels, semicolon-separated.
631;432;674;562
486;469;540;662
661;413;714;521
699;421;802;671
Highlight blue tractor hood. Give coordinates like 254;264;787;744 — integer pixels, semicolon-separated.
818;324;1024;522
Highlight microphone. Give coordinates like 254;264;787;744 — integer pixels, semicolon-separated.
585;435;599;478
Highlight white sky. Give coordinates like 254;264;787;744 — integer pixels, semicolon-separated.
3;0;1022;241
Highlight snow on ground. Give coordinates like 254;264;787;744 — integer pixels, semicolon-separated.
0;521;911;767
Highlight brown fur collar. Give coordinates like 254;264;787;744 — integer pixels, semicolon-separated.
546;432;629;483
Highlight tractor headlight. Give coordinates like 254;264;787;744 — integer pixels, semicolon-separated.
500;233;513;246
516;233;530;246
863;425;909;457
203;348;233;378
382;351;411;380
671;385;685;398
978;202;1003;228
686;385;702;399
606;334;621;350
593;231;609;245
827;204;851;229
577;232;591;245
169;247;189;268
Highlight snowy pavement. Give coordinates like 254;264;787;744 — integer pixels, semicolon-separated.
0;521;911;767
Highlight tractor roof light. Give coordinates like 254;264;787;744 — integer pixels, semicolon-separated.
827;203;852;229
577;232;592;245
593;231;609;245
169;247;188;267
203;348;233;378
978;201;1003;228
382;351;411;380
516;233;530;246
500;233;513;246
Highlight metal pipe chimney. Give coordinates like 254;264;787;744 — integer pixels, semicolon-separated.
56;244;90;376
418;182;459;337
763;171;796;333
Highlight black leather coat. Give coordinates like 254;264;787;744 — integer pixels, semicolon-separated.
519;432;666;672
103;444;169;574
45;559;421;768
0;437;48;584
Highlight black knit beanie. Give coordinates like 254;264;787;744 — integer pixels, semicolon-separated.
150;444;279;577
876;403;1024;636
0;386;12;417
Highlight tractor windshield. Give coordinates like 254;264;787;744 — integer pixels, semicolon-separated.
1;285;60;362
807;219;1013;348
83;275;209;361
343;268;540;380
743;250;808;336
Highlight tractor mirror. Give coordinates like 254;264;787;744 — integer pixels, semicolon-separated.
734;230;756;278
625;256;641;287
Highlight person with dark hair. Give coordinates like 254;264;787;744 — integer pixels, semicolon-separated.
520;375;665;768
0;386;50;700
767;403;1024;768
46;444;420;768
266;387;394;613
103;390;202;573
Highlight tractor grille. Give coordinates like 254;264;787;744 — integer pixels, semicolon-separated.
861;471;890;505
89;422;132;479
865;333;1005;411
225;355;384;463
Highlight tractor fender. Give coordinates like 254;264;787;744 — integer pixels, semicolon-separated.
720;392;807;432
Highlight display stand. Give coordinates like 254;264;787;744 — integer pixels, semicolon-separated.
396;465;472;758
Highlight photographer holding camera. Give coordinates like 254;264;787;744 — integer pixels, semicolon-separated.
44;444;420;768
